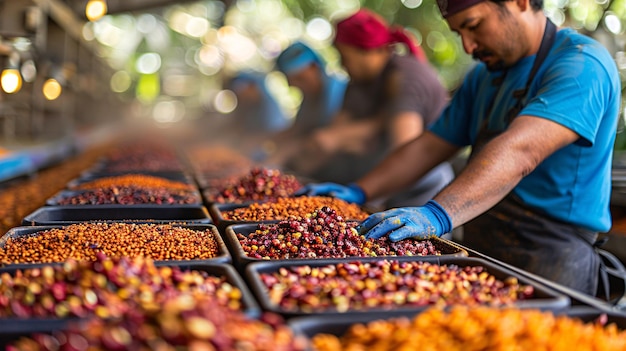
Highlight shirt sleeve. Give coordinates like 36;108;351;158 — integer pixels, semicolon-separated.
521;42;618;147
429;66;482;147
384;57;448;126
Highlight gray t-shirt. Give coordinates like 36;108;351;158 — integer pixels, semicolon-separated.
309;54;449;184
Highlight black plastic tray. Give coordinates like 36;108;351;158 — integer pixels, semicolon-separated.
225;223;468;271
0;319;75;349
246;257;571;318
46;189;203;206
22;205;212;226
0;263;259;348
0;224;230;268
288;305;626;342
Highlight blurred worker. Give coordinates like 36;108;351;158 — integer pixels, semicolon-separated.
300;0;621;295
291;8;454;209
265;41;348;167
223;71;290;159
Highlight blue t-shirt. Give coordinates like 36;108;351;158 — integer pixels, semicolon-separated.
430;28;621;232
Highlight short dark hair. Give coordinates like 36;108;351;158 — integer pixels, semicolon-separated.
490;0;543;11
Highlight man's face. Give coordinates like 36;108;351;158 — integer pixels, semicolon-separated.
286;63;322;96
335;42;388;82
446;1;526;71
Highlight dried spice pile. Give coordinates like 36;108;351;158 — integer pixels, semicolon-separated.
0;223;220;264
260;260;534;313
205;168;302;203
64;174;199;205
238;207;440;259
56;186;201;205
223;196;369;221
0;254;243;319
0;145;106;236
312;306;626;350
73;174;194;191
8;294;306;351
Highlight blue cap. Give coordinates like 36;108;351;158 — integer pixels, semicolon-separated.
226;71;265;91
275;42;324;75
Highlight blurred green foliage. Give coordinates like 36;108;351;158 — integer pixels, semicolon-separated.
101;0;626;151
277;0;626;149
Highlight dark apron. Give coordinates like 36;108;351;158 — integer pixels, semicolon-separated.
462;19;601;296
463;193;600;295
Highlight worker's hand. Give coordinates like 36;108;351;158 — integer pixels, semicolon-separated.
310;126;371;155
359;200;452;241
310;128;341;154
294;182;366;205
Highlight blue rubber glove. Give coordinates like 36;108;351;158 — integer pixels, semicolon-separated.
359;200;452;241
294;182;366;205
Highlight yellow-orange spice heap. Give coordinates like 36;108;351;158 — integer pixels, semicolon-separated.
312;306;626;351
0;145;107;236
73;174;194;191
0;223;219;263
223;196;369;221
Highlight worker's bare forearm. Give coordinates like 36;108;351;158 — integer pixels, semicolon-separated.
433;137;523;227
434;116;580;227
357;131;459;201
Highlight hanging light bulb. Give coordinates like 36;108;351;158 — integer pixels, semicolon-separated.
1;51;23;94
85;0;107;22
42;78;62;100
1;68;22;94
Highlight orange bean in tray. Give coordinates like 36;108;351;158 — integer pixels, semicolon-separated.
312;306;626;351
0;223;219;264
223;196;369;221
73;174;194;191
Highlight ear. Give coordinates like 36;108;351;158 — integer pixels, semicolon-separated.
515;0;531;12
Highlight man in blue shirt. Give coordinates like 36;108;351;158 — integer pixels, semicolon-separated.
299;0;621;295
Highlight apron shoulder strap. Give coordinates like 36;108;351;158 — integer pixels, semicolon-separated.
512;19;557;103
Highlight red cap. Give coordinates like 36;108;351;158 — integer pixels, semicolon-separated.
334;8;426;62
437;0;487;18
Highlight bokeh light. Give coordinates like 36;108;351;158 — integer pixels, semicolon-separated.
153;99;185;123
85;0;108;22
604;13;623;34
137;14;157;34
1;69;22;94
42;78;62;100
110;70;132;93
20;60;37;83
306;17;333;41
186;17;210;37
402;0;423;9
136;53;162;74
214;89;237;113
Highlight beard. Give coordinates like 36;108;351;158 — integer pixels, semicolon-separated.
472;6;524;72
472;50;506;72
